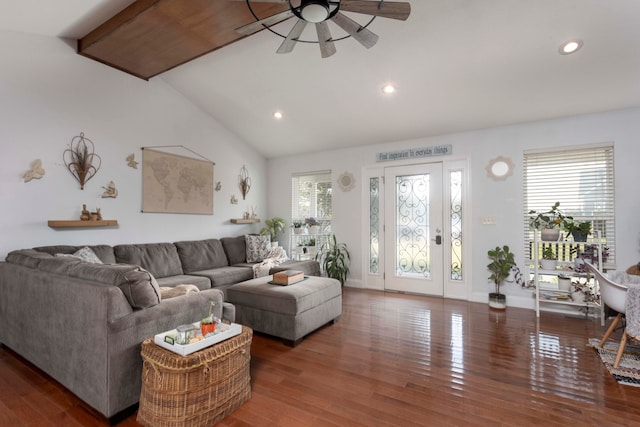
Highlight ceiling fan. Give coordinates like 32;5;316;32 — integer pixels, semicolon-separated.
234;0;411;58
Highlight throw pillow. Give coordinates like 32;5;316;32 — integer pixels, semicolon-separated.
55;246;103;264
245;234;271;263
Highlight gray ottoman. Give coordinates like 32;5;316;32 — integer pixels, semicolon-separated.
226;275;342;346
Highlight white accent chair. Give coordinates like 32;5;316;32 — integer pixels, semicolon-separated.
586;263;629;368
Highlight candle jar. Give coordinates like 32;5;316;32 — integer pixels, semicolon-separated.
176;324;197;345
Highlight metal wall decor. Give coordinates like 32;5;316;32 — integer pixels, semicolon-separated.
239;165;251;200
63;132;101;190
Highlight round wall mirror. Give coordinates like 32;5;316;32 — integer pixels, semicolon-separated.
338;171;356;191
486;156;514;181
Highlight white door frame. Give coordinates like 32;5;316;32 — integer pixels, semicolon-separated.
361;159;471;300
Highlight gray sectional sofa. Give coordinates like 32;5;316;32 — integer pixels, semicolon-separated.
0;236;319;419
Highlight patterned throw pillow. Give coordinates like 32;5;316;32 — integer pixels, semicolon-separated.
245;235;271;263
55;246;103;264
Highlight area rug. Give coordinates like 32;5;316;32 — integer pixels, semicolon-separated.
588;338;640;387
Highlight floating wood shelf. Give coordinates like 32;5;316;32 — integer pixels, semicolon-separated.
48;220;119;228
230;218;260;224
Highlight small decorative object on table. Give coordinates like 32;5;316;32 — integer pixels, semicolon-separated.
271;270;305;285
201;301;219;336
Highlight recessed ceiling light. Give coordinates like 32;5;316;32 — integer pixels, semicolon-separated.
559;39;583;55
382;84;396;95
273;111;283;120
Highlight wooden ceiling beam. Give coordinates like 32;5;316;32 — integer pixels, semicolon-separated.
77;0;289;80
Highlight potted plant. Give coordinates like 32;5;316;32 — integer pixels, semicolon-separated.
562;219;592;242
571;245;609;272
528;202;571;241
487;245;516;309
315;234;350;286
540;246;558;271
200;301;218;336
305;217;320;234
570;275;598;304
558;274;572;291
260;217;286;247
292;220;305;235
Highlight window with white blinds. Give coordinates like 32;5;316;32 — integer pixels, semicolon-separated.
523;144;615;265
291;171;332;222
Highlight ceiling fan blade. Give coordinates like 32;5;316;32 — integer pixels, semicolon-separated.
277;19;308;54
315;21;337;58
330;12;378;49
235;10;295;36
339;0;411;21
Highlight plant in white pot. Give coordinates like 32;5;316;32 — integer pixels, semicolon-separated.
528;202;570;242
487;245;516;310
540;247;558;271
260;217;285;247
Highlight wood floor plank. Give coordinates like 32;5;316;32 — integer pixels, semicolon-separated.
2;288;640;426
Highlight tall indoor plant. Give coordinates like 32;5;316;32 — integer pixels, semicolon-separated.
315;234;350;286
260;217;286;247
487;245;516;309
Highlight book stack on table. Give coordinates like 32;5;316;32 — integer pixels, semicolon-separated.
271;270;305;285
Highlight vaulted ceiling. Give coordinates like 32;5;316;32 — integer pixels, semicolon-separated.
2;0;640;158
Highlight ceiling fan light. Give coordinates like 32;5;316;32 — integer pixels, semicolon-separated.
301;2;330;23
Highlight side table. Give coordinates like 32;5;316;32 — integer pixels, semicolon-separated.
137;325;252;427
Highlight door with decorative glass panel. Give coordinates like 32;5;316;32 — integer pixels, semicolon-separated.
384;163;443;295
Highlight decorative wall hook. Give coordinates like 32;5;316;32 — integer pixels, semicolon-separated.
63;132;101;190
239;165;251;200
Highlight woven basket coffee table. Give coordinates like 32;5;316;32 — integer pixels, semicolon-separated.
137;325;252;427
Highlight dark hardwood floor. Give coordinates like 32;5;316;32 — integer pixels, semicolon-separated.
2;288;640;426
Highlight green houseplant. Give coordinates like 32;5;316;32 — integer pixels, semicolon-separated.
540;246;558;270
528;202;571;241
260;217;286;246
315;234;351;286
487;245;516;309
561;219;591;242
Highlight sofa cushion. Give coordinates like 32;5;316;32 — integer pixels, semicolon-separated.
118;267;162;309
174;239;228;272
114;243;183;278
245;235;270;263
221;236;247;265
189;267;254;288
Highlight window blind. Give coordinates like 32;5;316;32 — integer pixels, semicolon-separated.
523;144;615;265
291;170;332;221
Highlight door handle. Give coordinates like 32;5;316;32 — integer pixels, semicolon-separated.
433;235;442;245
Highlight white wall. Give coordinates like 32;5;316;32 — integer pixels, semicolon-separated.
267;107;640;306
0;30;267;259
